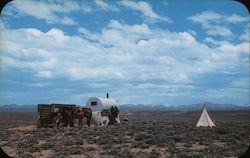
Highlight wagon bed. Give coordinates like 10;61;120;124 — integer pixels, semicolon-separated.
37;103;76;127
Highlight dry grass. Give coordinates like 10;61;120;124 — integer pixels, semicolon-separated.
0;110;249;158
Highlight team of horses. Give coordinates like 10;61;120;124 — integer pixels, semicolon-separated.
50;106;119;128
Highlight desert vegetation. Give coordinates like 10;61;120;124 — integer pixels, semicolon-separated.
0;110;249;157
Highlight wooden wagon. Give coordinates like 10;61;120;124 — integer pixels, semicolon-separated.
37;103;76;128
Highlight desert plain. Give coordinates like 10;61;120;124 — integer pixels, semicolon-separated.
0;110;249;158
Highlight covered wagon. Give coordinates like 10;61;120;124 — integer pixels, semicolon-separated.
37;103;76;128
86;93;120;125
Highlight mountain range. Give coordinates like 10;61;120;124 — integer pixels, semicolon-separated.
0;102;248;112
0;104;37;112
119;102;249;111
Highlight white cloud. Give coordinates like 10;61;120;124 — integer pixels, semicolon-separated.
204;37;231;46
94;0;119;11
118;0;172;23
206;25;233;37
36;70;54;78
1;19;249;104
108;20;151;34
2;19;248;82
239;23;250;42
30;83;47;87
61;16;77;25
83;5;92;12
8;0;87;25
187;30;197;36
188;10;222;24
110;82;197;104
216;42;249;56
226;14;249;23
188;10;248;37
231;78;250;92
46;28;68;43
78;27;99;41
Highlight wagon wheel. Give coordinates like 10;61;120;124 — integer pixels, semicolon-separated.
37;118;42;128
52;116;61;128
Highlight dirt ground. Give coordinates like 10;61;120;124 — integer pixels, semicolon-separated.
0;110;249;158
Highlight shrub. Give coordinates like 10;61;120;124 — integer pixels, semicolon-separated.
172;134;186;142
109;148;119;155
145;138;157;145
147;149;160;158
84;146;96;152
132;141;150;149
135;132;152;141
199;139;212;145
19;153;36;158
216;128;230;135
98;134;116;145
102;144;113;150
27;146;40;153
41;142;54;150
117;148;134;158
186;152;202;158
184;143;192;148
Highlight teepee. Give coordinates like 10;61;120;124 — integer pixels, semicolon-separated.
196;106;216;127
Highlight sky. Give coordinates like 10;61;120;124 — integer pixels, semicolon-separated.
0;0;249;106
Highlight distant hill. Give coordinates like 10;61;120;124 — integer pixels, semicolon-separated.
119;104;174;111
173;102;247;111
0;104;37;112
0;102;248;112
120;102;248;111
244;104;250;108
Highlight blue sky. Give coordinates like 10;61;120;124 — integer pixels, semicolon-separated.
0;0;249;106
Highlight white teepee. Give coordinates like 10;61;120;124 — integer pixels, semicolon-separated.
196;106;216;127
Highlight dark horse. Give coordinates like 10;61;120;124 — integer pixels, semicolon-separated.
52;113;62;128
72;107;92;127
61;109;74;127
108;106;119;125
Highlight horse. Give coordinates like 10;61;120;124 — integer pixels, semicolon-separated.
92;111;110;126
72;107;92;127
61;109;74;127
91;106;119;126
101;110;110;125
114;106;120;123
108;106;120;125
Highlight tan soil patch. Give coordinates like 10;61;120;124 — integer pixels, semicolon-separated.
84;143;99;148
32;149;54;158
68;154;91;158
82;143;102;158
191;143;208;150
1;146;18;157
9;125;36;132
131;145;169;157
175;142;185;148
0;141;8;146
213;140;225;147
38;140;46;145
68;152;102;158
